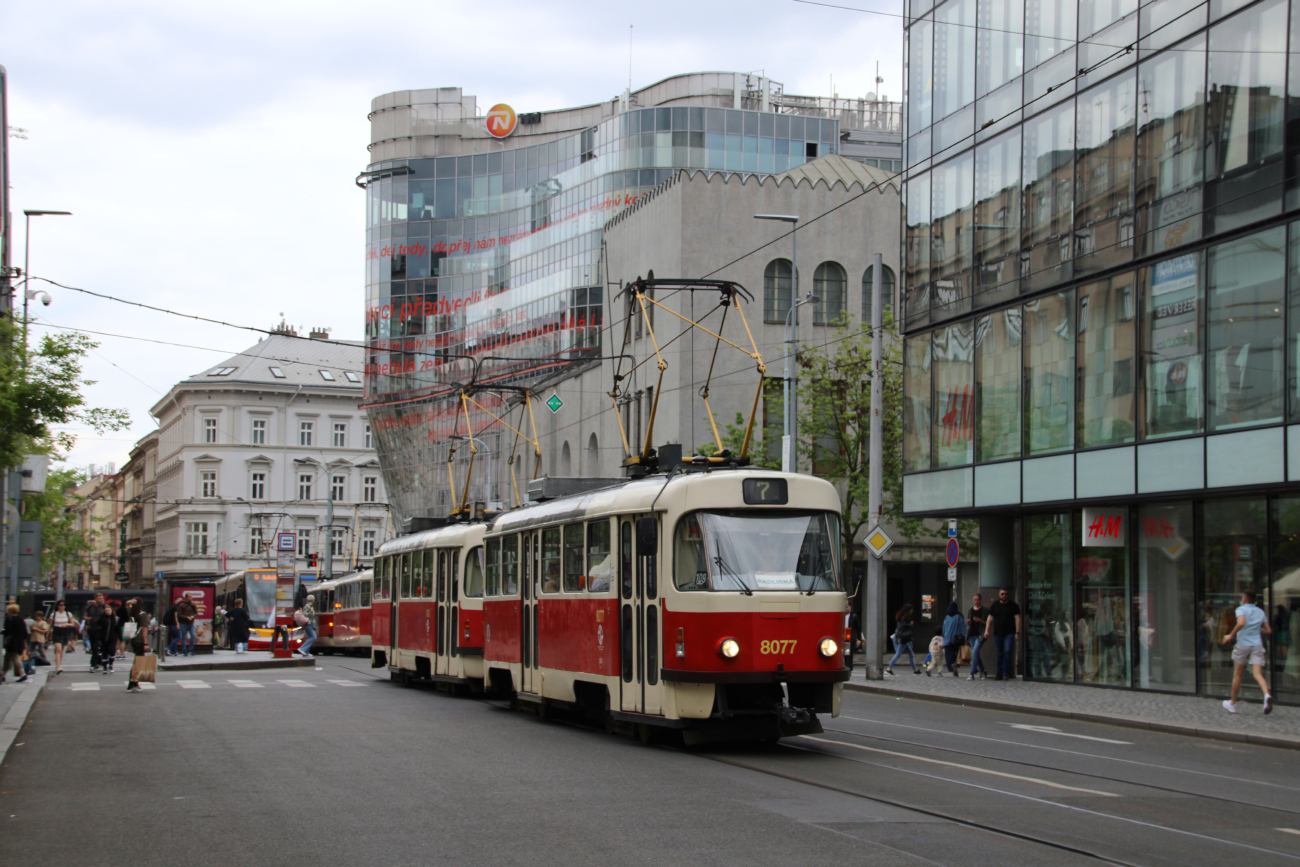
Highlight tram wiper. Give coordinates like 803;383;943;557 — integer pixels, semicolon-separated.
713;540;753;595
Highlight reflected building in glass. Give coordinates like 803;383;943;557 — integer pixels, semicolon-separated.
901;0;1300;703
361;74;902;522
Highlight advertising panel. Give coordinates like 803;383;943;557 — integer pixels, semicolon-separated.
171;586;216;647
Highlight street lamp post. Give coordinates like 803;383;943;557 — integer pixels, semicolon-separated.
21;209;71;369
452;435;493;509
754;214;808;472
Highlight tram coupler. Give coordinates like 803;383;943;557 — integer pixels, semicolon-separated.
777;706;823;738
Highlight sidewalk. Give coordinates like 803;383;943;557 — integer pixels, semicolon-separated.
0;667;51;767
845;664;1300;750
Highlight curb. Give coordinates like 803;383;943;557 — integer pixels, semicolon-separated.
158;656;316;672
844;681;1300;752
0;672;48;768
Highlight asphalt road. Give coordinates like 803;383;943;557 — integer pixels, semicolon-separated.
2;657;1299;866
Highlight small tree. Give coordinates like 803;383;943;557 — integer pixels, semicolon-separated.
695;408;781;469
21;464;92;579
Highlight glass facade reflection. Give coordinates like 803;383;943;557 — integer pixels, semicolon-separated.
904;0;1300;703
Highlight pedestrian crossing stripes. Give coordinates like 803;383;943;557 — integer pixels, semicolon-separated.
176;680;210;689
277;679;314;688
70;682;99;691
228;680;263;688
327;679;365;687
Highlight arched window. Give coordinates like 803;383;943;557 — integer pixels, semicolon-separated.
862;264;896;325
763;259;793;323
813;262;847;325
560;441;572;476
586;433;599;475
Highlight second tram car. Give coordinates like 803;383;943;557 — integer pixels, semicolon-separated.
313;570;374;654
371;468;848;741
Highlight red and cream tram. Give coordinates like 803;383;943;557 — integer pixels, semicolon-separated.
370;468;848;741
312;570;374;654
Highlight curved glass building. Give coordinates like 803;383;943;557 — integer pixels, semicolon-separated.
361;72;900;525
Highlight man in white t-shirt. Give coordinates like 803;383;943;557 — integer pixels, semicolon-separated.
1221;588;1273;715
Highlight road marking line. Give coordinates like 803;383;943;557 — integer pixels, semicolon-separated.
137;683;155;690
175;680;210;689
277;680;315;688
228;680;263;688
1008;724;1133;745
70;683;99;691
1278;828;1300;837
803;736;1120;797
326;679;365;687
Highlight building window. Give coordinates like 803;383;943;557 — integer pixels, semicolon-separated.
298;473;313;500
330;475;346;501
249;527;264;555
269;366;286;378
813;262;847;325
861;264;896;325
1078;273;1137;448
975;308;1021;462
203;418;217;444
363;476;378;503
185;522;209;557
331;527;345;557
250;472;266;501
763;258;793;322
251;418;266;445
200;470;217;498
364;424;373;449
362;529;377;558
903;334;932;471
1026;290;1075;454
333;423;347;448
319;369;335;381
297;529;312;557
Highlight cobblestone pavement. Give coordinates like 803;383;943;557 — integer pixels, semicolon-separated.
847;666;1300;746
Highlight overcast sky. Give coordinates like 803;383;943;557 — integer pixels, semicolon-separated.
1;0;902;474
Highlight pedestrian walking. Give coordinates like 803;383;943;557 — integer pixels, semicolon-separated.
174;595;197;656
163;598;180;655
226;599;252;654
1221;589;1274;714
50;600;75;673
967;593;990;680
28;611;51;666
2;603;29;684
93;604;119;673
124;599;153;693
296;595;317;657
985;587;1022;681
942;601;967;676
885;603;920;676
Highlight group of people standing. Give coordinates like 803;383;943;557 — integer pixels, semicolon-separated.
1;593;154;690
886;589;1023;680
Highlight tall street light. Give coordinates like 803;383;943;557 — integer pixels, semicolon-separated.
21;209;72;369
754;215;800;470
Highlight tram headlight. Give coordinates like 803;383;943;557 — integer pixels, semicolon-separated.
818;637;839;659
718;638;741;659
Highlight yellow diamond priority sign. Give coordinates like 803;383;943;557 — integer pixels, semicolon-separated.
864;525;894;559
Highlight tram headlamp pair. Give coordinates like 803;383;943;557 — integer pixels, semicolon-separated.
818;637;839;659
718;638;741;659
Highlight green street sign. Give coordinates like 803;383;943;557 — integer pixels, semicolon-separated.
546;394;564;413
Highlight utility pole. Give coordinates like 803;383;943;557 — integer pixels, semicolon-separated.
864;252;886;680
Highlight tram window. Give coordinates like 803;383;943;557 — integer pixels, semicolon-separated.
502;534;519;595
400;555;412;599
485;539;501;596
541;528;561;593
378;559;388;599
672;510;842;593
423;551;435;598
463;546;484;598
361;581;371;607
437;550;446;601
587;519;613;593
562;524;584;592
620;521;633;600
674;514;708;591
646;606;659;684
451;551;459;602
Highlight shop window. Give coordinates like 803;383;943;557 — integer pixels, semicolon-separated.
763;258;793;323
1136;502;1196;693
903;333;933;471
1077;273;1137;447
1200;497;1269;698
1271;496;1300;705
1141;252;1203;439
975;308;1022;462
933;321;974;466
813;262;846;325
1287;223;1300;423
1024;290;1074;454
1207;226;1285;431
1076;506;1132;687
1025;513;1073;681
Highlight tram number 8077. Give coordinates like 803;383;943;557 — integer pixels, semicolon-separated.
760;639;797;655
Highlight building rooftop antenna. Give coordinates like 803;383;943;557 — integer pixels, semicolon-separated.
628;24;633;92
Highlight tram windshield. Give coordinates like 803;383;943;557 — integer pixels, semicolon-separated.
673;510;841;593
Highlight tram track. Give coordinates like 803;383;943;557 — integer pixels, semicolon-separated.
319;658;1300;865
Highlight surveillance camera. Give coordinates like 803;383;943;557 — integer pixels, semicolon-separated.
39;292;52;307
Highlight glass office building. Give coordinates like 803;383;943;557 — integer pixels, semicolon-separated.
362;73;901;525
901;0;1300;701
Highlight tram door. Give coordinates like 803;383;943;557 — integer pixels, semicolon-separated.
520;533;536;694
435;550;447;676
620;514;663;715
388;554;401;665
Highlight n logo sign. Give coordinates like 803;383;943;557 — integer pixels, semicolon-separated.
486;104;517;138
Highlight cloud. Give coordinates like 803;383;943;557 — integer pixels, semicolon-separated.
0;0;901;472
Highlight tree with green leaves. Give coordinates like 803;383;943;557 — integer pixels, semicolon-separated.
20;465;92;579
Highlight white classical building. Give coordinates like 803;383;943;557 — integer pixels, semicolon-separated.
151;329;394;579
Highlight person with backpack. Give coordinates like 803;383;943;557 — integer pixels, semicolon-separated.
295;595;317;657
90;604;118;674
174;595;198;656
885;603;920;676
124;598;153;693
942;601;968;676
226;599;252;654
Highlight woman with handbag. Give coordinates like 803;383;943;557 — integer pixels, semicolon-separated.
125;599;153;693
885;604;920;676
943;601;968;676
49;600;75;674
